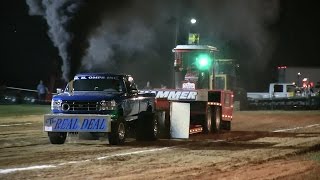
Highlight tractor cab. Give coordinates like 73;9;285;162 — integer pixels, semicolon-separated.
173;45;218;90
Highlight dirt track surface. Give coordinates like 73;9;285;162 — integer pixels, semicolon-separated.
1;111;320;179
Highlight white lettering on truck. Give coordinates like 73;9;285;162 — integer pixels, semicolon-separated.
157;91;170;98
141;90;197;100
168;91;181;100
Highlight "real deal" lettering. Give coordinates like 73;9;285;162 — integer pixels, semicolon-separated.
80;118;106;130
54;118;79;130
53;118;106;130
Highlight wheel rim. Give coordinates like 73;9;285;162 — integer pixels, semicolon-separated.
215;108;221;129
118;123;125;140
207;107;212;131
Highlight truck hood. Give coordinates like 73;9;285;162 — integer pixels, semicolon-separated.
52;91;123;101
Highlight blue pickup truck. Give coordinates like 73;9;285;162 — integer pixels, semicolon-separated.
44;73;157;145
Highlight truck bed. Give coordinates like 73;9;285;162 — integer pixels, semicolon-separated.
247;92;270;99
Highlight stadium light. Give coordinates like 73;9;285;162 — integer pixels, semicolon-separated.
190;18;197;24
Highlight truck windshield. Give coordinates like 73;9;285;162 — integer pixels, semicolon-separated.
73;79;125;92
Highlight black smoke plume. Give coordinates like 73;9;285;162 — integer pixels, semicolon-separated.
26;0;84;81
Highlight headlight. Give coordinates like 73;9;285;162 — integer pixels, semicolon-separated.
51;99;62;110
100;100;117;110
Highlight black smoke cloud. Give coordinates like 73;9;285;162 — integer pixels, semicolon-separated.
67;0;130;81
26;0;279;90
81;20;154;71
80;1;175;73
193;0;280;90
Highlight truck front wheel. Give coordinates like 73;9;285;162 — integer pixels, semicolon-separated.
48;132;67;144
108;118;126;145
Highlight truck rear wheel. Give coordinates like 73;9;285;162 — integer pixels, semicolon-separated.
48;132;67;144
136;111;158;141
108;118;126;145
203;106;213;134
212;107;221;133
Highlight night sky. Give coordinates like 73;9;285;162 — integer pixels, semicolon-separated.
1;0;320;92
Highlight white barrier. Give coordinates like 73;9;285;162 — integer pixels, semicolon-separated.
170;102;190;139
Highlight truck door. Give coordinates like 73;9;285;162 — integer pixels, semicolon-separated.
124;78;140;119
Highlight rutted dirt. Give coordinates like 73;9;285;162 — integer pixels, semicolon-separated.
0;111;320;179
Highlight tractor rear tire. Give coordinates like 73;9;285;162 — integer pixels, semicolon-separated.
203;106;213;134
212;106;222;133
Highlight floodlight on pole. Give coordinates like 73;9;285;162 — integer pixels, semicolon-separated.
190;18;197;24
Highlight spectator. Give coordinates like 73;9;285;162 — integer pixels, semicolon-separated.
144;81;152;89
37;80;48;103
16;90;22;104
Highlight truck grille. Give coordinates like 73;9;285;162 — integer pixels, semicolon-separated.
62;101;99;111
